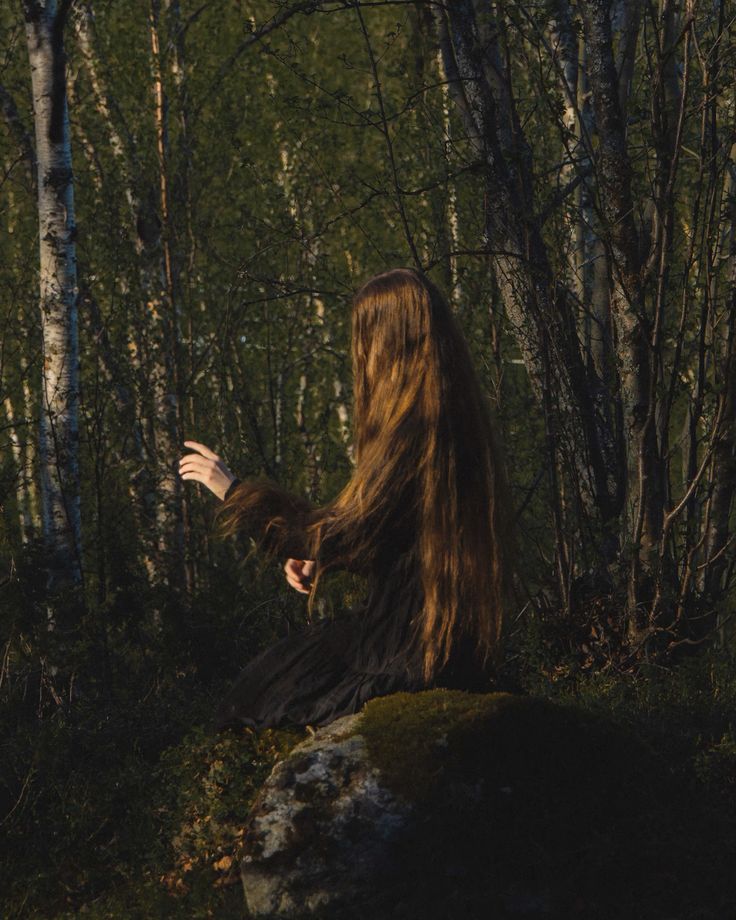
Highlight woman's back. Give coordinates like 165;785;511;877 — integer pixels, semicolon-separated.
211;267;514;731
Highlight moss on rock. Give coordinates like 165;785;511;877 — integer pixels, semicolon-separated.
351;688;655;802
340;688;676;918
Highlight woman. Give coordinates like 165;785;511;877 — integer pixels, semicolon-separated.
178;268;517;732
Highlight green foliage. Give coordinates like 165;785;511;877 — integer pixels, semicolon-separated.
694;730;736;803
2;625;736;918
155;724;302;903
0;673;304;919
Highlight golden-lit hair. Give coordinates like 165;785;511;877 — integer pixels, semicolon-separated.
215;267;517;683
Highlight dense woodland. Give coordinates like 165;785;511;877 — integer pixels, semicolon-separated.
1;0;736;916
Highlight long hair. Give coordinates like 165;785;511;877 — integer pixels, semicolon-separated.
215;267;517;684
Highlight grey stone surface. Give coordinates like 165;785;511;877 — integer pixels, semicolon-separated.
240;714;412;918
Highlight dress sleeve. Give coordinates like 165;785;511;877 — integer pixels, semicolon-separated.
219;477;367;575
223;477;241;502
219;477;313;561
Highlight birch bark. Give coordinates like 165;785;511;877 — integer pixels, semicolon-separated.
3;393;35;544
25;0;83;594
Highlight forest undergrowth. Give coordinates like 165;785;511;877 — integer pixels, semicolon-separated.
2;582;735;920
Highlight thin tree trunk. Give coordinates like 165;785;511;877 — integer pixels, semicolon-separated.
72;2;158;585
435;1;622;579
579;0;665;637
701;138;736;628
25;0;83;596
73;0;184;591
165;0;197;594
149;0;184;589
20;358;41;532
438;41;461;311
1;190;40;546
0;82;37;191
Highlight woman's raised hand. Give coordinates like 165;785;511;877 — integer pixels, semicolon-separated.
178;440;237;501
284;558;315;594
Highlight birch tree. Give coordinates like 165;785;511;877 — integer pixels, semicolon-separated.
24;0;82;596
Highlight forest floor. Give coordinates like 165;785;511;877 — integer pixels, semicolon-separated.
2;633;735;919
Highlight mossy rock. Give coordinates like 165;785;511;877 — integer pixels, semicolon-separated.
240;689;693;919
347;689;675;918
352;687;649;801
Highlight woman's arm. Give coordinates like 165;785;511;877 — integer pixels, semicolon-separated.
178;440;320;591
218;477;316;561
222;476;316;592
179;440;368;582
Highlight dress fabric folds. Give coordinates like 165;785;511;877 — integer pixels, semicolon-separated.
214;480;496;732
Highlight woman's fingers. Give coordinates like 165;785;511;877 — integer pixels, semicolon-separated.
284;559;308;579
183;439;219;460
179;458;212;481
286;570;309;593
178;445;236;500
285;559;309;588
284;558;314;594
179;456;211;472
179;455;222;477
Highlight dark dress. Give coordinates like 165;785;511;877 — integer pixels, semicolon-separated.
214;478;497;732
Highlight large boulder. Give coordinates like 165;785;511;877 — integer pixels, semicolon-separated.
239;689;679;919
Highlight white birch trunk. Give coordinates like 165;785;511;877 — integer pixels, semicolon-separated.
280;138;352;464
437;43;461;311
25;1;82;592
21;360;41;530
3;394;34;543
2;188;40;545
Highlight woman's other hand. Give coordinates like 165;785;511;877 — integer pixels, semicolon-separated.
178;440;236;501
284;558;315;594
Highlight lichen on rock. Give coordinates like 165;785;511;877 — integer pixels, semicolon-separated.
240;714;413;918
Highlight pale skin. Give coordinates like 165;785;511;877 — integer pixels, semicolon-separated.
178;439;315;594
